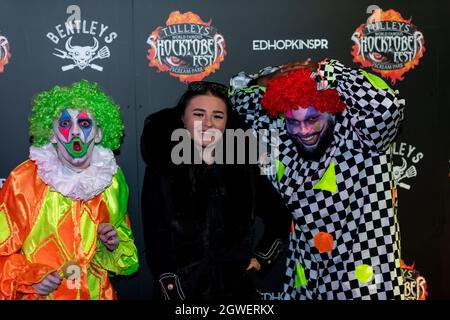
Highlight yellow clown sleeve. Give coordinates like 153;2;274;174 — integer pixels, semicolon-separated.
91;169;139;276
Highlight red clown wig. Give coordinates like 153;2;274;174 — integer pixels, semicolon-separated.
261;68;346;117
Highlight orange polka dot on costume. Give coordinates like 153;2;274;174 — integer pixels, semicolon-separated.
313;231;334;253
355;264;374;283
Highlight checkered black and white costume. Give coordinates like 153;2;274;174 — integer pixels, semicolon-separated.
230;59;405;300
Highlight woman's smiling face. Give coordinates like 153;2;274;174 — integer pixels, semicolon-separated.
182;94;227;147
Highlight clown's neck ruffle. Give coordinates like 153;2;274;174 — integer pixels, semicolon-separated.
29;143;118;201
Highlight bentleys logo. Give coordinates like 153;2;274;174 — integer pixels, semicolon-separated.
46;5;118;72
351;6;425;84
146;11;227;83
0;32;11;73
391;142;423;190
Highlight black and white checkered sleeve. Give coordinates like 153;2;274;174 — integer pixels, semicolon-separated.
312;59;406;152
229;68;283;132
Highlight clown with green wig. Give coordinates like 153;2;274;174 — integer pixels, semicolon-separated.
0;80;139;300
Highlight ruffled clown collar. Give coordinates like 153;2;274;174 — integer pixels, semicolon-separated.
29;143;118;201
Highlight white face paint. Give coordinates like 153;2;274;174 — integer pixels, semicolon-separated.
52;108;102;171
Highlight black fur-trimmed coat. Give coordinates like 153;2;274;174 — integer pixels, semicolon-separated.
141;107;290;300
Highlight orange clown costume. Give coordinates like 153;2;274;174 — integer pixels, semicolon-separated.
0;80;139;299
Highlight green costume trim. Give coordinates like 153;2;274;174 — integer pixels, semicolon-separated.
276;160;286;183
0;204;12;246
294;263;308;288
235;85;267;94
360;70;393;92
93;169;139;276
313;161;337;193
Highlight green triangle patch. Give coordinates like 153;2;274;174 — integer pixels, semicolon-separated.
294;263;308;288
275;160;285;183
312;161;337;193
360;70;392;91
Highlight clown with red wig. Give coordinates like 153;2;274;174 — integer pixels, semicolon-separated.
230;58;405;300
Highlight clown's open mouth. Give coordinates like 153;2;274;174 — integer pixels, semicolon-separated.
72;140;82;152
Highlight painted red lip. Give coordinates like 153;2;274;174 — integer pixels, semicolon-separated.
73;140;82;152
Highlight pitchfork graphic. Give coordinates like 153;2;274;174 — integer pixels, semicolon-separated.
393;158;418;190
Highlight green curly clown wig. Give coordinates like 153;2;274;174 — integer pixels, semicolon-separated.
29;80;124;150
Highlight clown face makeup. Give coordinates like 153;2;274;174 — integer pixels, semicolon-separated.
52;109;102;171
285;106;335;160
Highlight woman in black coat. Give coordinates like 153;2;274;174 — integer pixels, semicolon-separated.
141;81;290;300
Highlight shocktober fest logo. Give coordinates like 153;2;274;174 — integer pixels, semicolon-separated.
401;261;428;300
146;11;226;83
46;5;118;72
351;8;425;84
0;33;11;73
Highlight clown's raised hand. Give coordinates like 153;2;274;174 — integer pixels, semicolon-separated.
98;223;119;251
280;58;315;73
255;58;315;87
